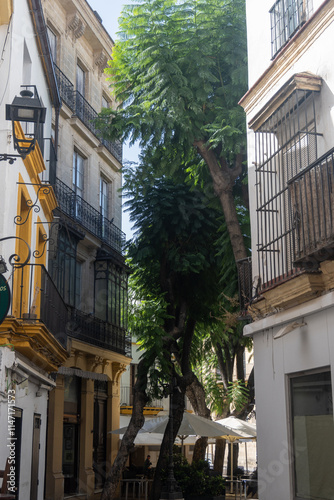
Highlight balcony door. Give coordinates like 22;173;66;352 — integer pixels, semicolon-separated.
93;381;108;489
63;375;81;495
76;63;85;96
50;227;82;308
30;414;41;500
100;177;109;238
76;63;86;120
73;150;84;219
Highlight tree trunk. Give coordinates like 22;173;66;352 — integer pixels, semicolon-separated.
226;442;239;479
193;437;208;463
213;438;227;474
101;362;149;500
194;140;247;263
150;381;186;500
185;376;211;462
236;345;245;381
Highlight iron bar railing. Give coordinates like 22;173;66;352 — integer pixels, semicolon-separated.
11;264;69;348
54;64;122;163
255;88;321;291
67;306;131;356
54;178;125;253
54;64;75;110
47;138;57;187
288;147;334;269
120;386;164;408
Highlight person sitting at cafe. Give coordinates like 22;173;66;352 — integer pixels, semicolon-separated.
143;455;153;478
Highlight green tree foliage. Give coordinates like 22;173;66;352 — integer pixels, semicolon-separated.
106;0;246;155
99;0;248;262
126;173;224;324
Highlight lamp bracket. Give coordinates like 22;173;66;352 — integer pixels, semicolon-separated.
0;236;31;269
0;154;22;164
32;219;62;260
14;183;52;226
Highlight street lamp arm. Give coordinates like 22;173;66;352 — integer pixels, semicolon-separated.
0;236;31;268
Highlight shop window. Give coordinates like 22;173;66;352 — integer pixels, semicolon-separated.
290;370;334;499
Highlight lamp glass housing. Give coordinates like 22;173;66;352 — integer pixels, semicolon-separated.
5;86;47;158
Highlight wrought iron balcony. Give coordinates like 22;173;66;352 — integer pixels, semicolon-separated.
11;264;68;348
288;147;334;270
54;64;75;110
54;64;122;163
54;178;125;254
68;307;131;356
120;386;164;408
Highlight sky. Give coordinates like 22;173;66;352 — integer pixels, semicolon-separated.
88;0;140;239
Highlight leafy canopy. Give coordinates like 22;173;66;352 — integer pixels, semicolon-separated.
126;174;223;317
102;0;247;163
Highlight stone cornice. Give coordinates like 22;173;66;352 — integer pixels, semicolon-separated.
67;339;131;381
0;317;68;372
248;72;322;131
247;259;334;321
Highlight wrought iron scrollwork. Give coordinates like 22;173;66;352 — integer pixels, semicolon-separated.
14;183;52;226
0;154;22;164
33;219;61;260
0;236;31;268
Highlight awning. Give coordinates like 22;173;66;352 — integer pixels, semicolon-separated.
55;366;109;381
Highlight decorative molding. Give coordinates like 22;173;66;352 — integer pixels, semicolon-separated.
0;317;68;372
67;12;86;39
248;72;322;131
94;50;108;72
248;272;325;320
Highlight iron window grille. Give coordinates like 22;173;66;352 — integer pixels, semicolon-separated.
255;87;322;291
49;227;82;308
270;0;311;58
94;259;128;330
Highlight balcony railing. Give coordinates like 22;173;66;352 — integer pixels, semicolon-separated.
120;386;164;408
46;137;57;187
288;147;334;269
54;64;75;110
54;64;122;163
11;264;69;348
54;177;125;254
68;307;131;356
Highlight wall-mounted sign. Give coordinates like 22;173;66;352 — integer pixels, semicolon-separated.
0;274;10;325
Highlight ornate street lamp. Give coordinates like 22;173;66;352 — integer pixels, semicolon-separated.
1;85;46;163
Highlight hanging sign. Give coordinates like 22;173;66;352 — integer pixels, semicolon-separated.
0;274;10;325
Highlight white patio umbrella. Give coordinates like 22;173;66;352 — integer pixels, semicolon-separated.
115;432;198;447
215;417;257;494
112;412;241;439
215;416;257;439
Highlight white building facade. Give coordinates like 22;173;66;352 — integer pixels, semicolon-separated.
0;0;66;499
239;1;334;499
